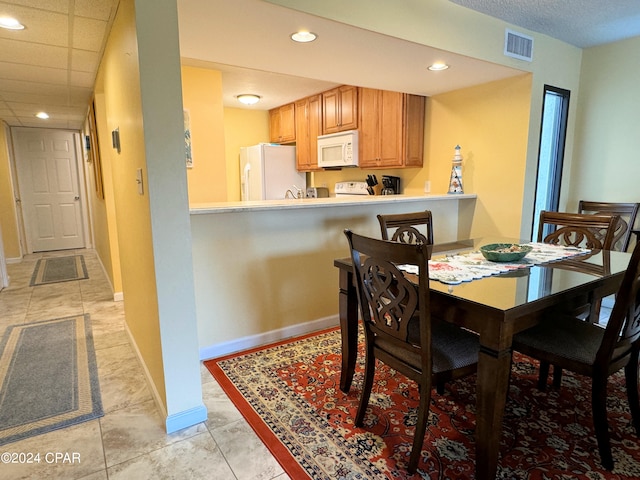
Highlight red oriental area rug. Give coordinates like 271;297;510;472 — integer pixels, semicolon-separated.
204;327;640;479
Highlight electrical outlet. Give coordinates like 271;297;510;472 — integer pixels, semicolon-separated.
424;180;431;193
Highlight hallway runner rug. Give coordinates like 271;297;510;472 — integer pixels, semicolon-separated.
0;314;103;446
205;327;640;479
29;255;88;286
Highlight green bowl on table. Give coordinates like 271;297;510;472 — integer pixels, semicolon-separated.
479;243;533;262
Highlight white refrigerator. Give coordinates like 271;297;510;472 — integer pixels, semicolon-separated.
240;144;306;200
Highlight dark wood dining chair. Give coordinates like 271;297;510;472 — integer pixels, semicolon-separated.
512;240;640;470
377;210;433;246
344;229;479;474
535;211;622;385
538;210;620;318
537;210;620;250
578;201;640;252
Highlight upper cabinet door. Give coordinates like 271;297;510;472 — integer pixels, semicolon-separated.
269;103;296;143
359;88;403;168
403;94;426;167
294;94;323;171
322;86;358;134
358;87;425;169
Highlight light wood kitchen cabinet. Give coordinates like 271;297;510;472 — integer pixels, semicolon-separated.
358;87;425;169
403;93;426;167
295;94;323;171
269;102;296;143
322;85;358;134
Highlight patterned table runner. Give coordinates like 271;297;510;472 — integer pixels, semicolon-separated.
401;242;590;285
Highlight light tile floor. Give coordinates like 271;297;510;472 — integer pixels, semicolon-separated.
0;249;289;480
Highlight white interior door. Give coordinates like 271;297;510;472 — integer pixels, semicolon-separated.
12;128;85;252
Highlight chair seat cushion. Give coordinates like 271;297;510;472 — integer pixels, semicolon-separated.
377;318;479;374
431;320;480;373
513;316;605;366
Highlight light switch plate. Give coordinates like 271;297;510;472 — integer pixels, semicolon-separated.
136;168;144;195
111;128;121;153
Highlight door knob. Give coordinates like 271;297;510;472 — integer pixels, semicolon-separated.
74;196;80;201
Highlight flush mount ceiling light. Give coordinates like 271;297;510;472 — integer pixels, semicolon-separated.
0;16;25;30
35;112;49;119
290;30;317;43
428;62;450;71
236;94;261;105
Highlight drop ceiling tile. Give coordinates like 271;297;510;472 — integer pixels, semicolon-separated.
9;104;77;115
73;16;107;52
0;114;18;124
0;78;70;95
67;112;87;123
75;0;117;21
0;38;67;69
15;118;42;127
1;0;69;14
17;117;68;128
0;6;68;47
3;115;21;125
69;70;95;88
0;61;67;84
5;91;75;106
71;49;99;73
68;86;93;104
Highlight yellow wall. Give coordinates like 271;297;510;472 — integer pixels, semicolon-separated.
568;36;640;215
95;0;165;405
270;74;532;241
82;122;112;284
426;75;532;238
90;91;123;295
0;123;21;259
181;66;227;203
223;107;270;201
266;0;582;239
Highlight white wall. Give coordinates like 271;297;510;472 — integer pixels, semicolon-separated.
134;0;206;433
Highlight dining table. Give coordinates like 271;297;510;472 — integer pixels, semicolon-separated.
333;236;632;480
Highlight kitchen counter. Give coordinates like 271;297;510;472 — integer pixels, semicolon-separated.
189;193;477;214
191;193;477;361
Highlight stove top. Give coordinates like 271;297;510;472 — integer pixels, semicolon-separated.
335;181;370;196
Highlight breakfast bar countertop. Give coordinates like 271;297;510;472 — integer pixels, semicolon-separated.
189;193;477;215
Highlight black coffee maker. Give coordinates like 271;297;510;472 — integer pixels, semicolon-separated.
381;175;400;195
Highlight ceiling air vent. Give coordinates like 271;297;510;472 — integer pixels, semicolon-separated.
504;29;533;62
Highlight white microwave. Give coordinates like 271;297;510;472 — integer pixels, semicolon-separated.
317;130;359;168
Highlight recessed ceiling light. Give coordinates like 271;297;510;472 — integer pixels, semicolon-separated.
36;112;49;119
0;16;25;30
236;94;261;105
428;62;449;71
290;31;317;43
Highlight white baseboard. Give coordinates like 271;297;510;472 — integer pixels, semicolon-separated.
124;321;208;434
166;405;208;434
92;250;119;302
199;315;340;361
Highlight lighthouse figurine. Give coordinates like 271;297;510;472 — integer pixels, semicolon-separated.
447;145;464;194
